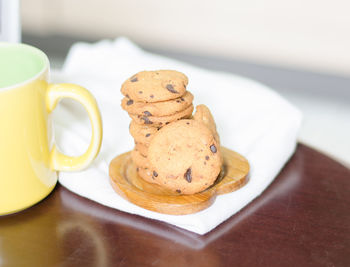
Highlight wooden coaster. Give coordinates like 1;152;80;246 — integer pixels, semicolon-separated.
109;147;249;215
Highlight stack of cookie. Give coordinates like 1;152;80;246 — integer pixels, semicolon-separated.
121;70;194;183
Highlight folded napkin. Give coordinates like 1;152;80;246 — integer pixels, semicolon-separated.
54;38;302;235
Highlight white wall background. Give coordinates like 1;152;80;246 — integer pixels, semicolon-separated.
22;0;350;75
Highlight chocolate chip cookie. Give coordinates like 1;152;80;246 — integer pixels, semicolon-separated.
131;149;151;169
148;119;222;194
134;142;149;157
129;120;159;146
135;167;153;184
193;104;220;143
129;104;194;127
122;91;194;117
121;70;188;103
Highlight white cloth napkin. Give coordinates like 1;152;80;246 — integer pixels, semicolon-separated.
53;38;302;235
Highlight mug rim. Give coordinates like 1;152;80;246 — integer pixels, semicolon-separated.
0;42;49;92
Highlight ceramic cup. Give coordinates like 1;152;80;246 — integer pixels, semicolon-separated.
0;43;103;215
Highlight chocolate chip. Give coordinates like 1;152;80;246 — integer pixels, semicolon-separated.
204;162;207;165
127;99;134;105
166;84;179;94
145;133;151;137
141;116;153;124
126;94;130;98
184;168;192;183
136;167;139;172
165;122;169;125
210;145;217;153
205;156;209;160
143;111;152;116
176;100;181;103
138;91;143;94
131;77;138;82
186;122;190;125
153;171;158;177
181;97;185;101
150;94;154;98
176;189;181;193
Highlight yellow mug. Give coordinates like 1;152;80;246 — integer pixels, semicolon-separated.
0;43;103;215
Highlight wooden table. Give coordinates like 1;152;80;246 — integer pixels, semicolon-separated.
1;144;349;267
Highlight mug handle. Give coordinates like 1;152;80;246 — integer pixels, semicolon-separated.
46;83;103;171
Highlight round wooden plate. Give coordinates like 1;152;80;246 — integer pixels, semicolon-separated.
109;147;249;215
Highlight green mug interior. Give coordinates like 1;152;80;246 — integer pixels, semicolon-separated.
0;43;48;89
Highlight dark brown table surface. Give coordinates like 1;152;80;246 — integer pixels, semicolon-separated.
0;144;349;267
